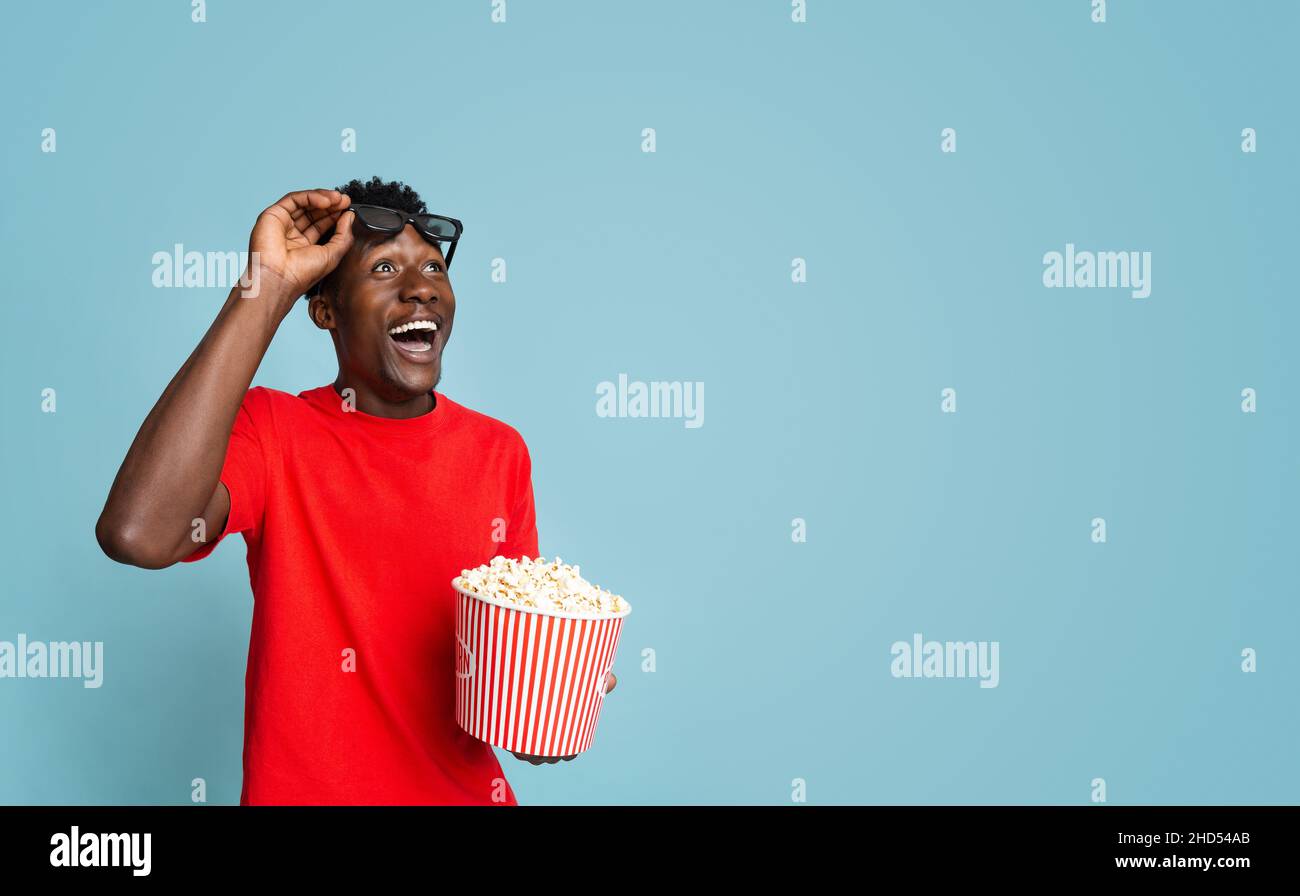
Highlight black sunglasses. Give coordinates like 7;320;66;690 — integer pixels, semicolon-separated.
348;204;463;268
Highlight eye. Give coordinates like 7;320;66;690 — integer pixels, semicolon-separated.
372;261;396;273
423;260;444;273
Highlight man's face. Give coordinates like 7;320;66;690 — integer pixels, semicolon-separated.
310;224;455;402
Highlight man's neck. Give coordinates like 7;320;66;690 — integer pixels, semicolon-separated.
332;378;435;419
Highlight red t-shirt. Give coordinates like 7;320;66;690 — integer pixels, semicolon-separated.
183;384;537;805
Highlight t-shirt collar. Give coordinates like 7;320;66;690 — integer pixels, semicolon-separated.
306;384;451;435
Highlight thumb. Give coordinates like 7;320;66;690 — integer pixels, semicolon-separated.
321;210;355;268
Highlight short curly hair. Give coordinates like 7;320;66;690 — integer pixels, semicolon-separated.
305;176;429;298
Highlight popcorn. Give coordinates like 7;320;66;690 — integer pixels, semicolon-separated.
455;556;629;617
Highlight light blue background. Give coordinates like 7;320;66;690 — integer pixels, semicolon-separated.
1;0;1296;805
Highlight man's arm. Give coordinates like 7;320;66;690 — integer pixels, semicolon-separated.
96;190;355;569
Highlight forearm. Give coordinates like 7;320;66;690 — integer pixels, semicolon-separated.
97;284;289;566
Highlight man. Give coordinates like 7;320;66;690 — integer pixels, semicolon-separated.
96;177;614;805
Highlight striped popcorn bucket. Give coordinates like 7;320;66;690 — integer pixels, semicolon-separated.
452;580;631;757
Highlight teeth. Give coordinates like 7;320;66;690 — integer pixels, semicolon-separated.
387;320;438;336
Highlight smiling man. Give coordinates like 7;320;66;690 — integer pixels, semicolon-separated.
96;178;613;805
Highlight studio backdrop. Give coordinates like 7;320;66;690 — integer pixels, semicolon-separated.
1;0;1296;805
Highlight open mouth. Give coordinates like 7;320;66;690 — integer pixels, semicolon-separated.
387;319;439;356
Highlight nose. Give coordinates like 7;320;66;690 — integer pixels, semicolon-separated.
398;271;439;305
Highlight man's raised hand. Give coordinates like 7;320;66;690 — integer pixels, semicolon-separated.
249;189;355;305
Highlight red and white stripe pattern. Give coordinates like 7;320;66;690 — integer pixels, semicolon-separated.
454;587;626;757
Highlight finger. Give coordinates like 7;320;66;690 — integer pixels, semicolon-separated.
262;191;348;243
290;203;338;227
320;210;355;267
605;671;617;694
255;204;295;237
295;207;343;244
287;208;324;241
297;217;329;245
271;189;343;217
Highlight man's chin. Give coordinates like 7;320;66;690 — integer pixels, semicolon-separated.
379;364;439;401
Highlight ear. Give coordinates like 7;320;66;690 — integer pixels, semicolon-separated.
307;288;337;331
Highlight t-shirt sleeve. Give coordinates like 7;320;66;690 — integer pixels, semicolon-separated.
497;437;539;561
181;389;269;563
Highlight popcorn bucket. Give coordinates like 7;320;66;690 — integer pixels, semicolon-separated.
452;580;631;757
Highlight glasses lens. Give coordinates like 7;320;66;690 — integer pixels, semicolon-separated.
416;215;459;241
354;206;405;231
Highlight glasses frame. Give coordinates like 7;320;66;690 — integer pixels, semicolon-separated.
349;204;463;269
